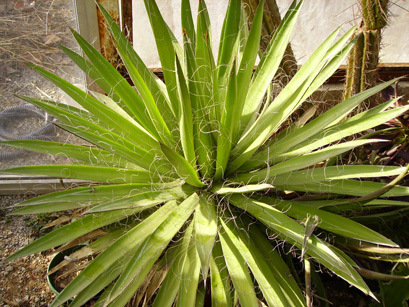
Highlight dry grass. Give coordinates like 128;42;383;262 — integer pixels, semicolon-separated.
0;0;83;168
0;0;78;74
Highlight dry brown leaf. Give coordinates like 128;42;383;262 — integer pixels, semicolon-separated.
41;215;71;230
43;33;61;45
145;265;169;303
55;229;108;252
47;245;94;276
13;0;35;12
5;64;18;75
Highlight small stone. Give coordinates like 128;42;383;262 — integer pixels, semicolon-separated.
14;0;35;12
5;265;13;272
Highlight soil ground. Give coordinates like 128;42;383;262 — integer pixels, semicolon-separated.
1;195;55;306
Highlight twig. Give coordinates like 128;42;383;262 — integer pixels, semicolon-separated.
45;0;56;35
0;295;19;306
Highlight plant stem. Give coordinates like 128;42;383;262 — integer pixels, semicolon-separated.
344;0;389;109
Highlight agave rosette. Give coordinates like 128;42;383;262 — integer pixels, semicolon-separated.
3;0;409;306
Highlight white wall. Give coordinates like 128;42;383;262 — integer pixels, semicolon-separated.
276;0;409;64
132;0;409;68
132;0;228;68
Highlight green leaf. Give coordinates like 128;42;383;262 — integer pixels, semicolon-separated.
181;0;196;50
144;0;180;118
211;183;273;195
0;165;165;183
230;24;345;173
96;3;175;147
277;179;409;197
243;79;400;171
175;54;196;166
56;123;168;172
215;58;237;180
233;0;264;142
95;2;178;133
214;0;242;121
281;104;409;161
258;195;397;247
6;207;143;261
194;193;218;281
243;220;306;307
210;240;233;307
217;0;241;76
11;202;88;215
160;143;205;188
219;220;259;307
236;139;382;184
298;27;356;101
229;195;374;297
97;237;160;307
302;198;409;212
192;0;217;178
49;201;179;307
87;185;195;212
221;218;289;307
58;44;121;103
18;83;158;152
93;193;199;307
70;258;126;307
176;231;201;307
69;29;161;139
13;181;182;207
239;0;302;132
17;95;162;167
1;140;139;169
152;223;194;307
272;165;408;186
183;32;215;178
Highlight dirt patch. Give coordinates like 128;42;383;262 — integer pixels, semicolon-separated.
0;195;55;306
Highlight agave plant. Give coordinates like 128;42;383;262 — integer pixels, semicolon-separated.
3;0;409;306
